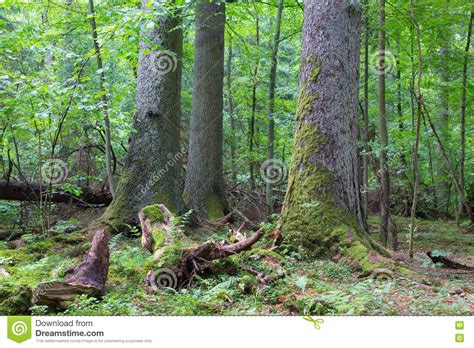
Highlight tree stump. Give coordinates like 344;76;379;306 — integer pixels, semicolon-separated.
139;204;175;253
34;228;110;308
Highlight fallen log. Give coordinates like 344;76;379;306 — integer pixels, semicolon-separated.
427;251;474;271
0;181;112;206
34;228;110;308
140;204;265;289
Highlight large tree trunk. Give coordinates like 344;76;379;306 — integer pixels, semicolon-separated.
265;0;284;215
378;0;390;246
184;0;228;219
279;0;383;268
103;0;185;226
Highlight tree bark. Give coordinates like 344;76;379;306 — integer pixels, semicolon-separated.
103;0;185;226
279;0;384;268
362;0;370;224
265;0;284;215
184;0;228;219
378;0;390;247
0;181;112;206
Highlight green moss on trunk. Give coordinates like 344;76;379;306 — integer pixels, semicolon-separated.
204;193;226;220
280;52;388;272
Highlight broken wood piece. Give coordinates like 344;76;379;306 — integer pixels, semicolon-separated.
139;204;174;253
176;228;265;287
33;228;110;308
139;204;265;289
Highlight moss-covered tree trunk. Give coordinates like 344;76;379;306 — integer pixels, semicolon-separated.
103;0;185;226
279;0;381;269
184;0;228;219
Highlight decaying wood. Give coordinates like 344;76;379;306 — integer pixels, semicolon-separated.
175;228;265;287
427;251;474;271
0;181;112;206
34;228;110;308
139;204;174;253
140;204;265;289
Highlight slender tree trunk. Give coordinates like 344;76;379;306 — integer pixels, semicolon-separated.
88;0;115;197
362;0;370;224
226;40;237;184
457;12;473;224
279;0;383;265
422;112;437;203
378;0;390;246
437;42;450;214
265;0;284;215
409;0;422;259
103;0;185;226
409;26;416;130
184;0;228;219
248;7;260;190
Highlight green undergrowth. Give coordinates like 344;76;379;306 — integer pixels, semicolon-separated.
1;216;472;316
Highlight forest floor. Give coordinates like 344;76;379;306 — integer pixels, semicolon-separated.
0;209;473;316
